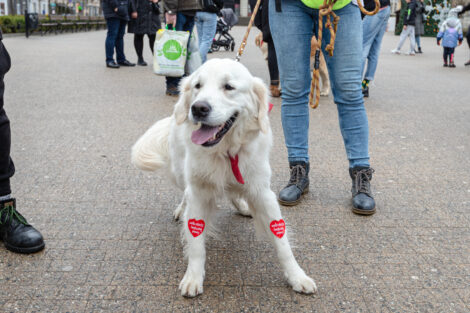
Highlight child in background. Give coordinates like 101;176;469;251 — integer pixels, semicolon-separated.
437;6;464;67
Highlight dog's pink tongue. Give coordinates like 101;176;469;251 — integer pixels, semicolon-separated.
191;126;219;144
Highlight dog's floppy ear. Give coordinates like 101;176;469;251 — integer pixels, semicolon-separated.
252;77;270;133
174;76;192;125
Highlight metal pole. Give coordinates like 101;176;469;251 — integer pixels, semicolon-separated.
25;8;29;38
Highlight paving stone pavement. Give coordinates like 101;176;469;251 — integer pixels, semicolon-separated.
0;26;469;313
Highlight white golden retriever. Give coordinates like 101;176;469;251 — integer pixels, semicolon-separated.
131;59;316;297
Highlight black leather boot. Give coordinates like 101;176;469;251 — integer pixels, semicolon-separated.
278;161;309;206
349;167;376;215
0;198;45;254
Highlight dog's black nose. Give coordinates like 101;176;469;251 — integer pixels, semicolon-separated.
191;101;212;119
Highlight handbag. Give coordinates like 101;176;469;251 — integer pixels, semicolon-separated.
153;26;190;77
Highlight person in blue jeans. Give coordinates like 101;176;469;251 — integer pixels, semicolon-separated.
164;0;202;96
102;0;136;68
195;0;223;63
270;0;376;215
361;0;391;97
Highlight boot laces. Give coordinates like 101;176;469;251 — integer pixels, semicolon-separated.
354;168;374;196
0;202;28;225
287;164;306;187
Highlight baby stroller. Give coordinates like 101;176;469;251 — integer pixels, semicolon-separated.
211;8;238;52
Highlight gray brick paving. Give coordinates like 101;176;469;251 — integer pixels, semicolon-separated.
0;27;469;312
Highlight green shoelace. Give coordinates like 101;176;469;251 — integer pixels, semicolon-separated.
0;201;28;225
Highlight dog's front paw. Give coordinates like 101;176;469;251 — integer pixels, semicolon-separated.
179;271;204;297
287;272;317;294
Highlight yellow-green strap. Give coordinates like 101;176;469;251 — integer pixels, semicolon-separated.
301;0;351;10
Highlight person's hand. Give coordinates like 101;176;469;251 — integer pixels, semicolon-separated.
458;41;462;46
437;41;440;46
151;0;159;3
114;7;118;12
131;12;138;18
165;12;177;26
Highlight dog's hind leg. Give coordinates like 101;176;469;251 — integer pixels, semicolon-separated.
174;195;186;221
179;186;217;297
229;194;252;217
246;188;317;294
319;53;330;97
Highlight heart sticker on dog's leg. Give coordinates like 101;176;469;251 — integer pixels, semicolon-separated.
270;219;285;238
188;219;205;237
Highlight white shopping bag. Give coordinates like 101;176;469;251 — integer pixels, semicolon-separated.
185;32;202;75
153;27;190;77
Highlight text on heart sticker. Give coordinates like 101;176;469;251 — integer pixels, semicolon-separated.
270;219;285;238
188;219;205;237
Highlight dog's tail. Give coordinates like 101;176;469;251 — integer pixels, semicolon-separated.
131;117;171;171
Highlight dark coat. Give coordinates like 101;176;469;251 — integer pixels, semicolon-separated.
249;0;272;43
414;0;424;36
102;0;135;21
128;0;161;34
403;0;417;26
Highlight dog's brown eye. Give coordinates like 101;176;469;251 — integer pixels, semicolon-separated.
224;84;234;91
195;83;201;89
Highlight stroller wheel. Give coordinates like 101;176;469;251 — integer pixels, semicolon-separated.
211;43;220;52
231;41;235;52
224;44;230;51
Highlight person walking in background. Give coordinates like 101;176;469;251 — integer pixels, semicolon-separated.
195;0;223;63
0;30;45;254
128;0;162;66
250;0;281;97
414;0;424;53
437;5;464;68
361;0;391;98
163;0;202;96
391;0;417;55
102;0;136;68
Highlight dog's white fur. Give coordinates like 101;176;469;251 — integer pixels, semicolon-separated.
132;59;316;297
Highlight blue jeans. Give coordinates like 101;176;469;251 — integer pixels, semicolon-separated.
195;11;217;63
105;18;127;63
166;13;195;89
415;35;421;48
362;6;390;81
269;0;370;168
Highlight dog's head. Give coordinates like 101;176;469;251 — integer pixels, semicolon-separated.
174;58;270;148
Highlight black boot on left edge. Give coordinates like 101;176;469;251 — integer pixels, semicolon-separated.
0;198;45;254
349;167;376;215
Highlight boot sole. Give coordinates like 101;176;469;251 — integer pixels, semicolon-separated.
4;241;45;254
278;188;309;206
352;207;376;216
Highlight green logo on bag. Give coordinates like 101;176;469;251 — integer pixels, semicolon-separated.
163;40;182;60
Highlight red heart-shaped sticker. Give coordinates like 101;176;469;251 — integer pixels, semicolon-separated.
270;219;285;238
188;219;205;237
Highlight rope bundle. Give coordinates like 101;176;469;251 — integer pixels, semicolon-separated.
309;0;380;109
